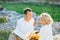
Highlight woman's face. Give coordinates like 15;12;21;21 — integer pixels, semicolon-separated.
39;15;51;26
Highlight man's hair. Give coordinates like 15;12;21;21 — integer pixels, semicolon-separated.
24;8;32;15
0;7;3;11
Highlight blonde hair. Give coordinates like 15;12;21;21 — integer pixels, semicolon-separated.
40;12;53;25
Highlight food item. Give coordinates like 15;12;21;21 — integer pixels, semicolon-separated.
35;34;40;39
30;33;40;40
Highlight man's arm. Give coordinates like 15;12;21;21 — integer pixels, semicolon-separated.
33;20;37;27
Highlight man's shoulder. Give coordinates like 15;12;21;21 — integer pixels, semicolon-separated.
32;18;34;20
18;18;24;22
32;18;34;19
32;18;34;22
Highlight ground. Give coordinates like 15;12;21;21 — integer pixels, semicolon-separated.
0;3;60;40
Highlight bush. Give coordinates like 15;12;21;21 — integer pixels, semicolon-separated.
0;31;11;40
0;17;7;23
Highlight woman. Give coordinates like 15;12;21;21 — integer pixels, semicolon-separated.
39;13;53;40
29;13;53;40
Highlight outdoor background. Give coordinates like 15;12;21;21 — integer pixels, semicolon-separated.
0;0;60;40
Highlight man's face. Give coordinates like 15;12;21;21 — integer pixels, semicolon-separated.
25;11;32;19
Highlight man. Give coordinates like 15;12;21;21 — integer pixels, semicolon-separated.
9;8;35;40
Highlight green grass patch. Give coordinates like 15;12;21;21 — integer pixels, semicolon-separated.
0;31;11;40
0;3;60;22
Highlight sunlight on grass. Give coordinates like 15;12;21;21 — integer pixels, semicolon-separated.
0;4;60;21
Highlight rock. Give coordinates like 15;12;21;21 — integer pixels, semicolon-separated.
32;12;37;18
53;34;60;40
52;22;60;35
52;22;60;30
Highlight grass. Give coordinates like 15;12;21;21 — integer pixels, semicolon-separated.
0;3;60;22
0;30;11;40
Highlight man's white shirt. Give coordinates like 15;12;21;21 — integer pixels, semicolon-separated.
13;18;34;40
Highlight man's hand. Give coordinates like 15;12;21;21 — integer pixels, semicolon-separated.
28;31;35;39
